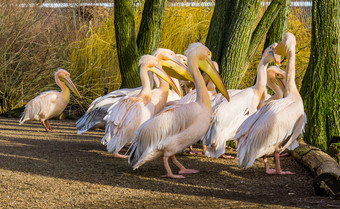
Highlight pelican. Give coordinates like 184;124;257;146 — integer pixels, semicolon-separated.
76;49;190;134
235;32;305;174
102;55;187;158
258;65;286;109
202;43;280;159
128;43;229;178
19;69;82;131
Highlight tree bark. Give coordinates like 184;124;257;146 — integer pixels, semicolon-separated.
244;0;285;69
219;0;262;89
137;0;166;55
262;0;291;53
114;0;140;88
300;0;340;151
205;0;239;64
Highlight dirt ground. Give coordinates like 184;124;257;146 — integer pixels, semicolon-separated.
0;116;339;208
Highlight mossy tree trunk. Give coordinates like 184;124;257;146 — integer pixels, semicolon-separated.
114;0;140;88
114;0;166;88
244;0;285;69
205;0;238;64
300;0;340;151
205;0;283;89
262;0;291;53
137;0;166;55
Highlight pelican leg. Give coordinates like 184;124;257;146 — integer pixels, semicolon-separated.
170;155;199;174
263;156;272;173
45;120;53;131
266;152;295;175
161;156;185;179
202;145;206;155
41;121;51;132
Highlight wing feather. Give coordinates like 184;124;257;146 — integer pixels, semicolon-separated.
202;88;257;158
19;91;59;124
76;87;141;134
235;98;305;168
102;97;154;155
128;103;200;169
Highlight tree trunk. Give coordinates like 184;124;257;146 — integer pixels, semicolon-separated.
244;0;285;70
137;0;166;55
262;0;291;53
300;0;340;151
114;0;140;88
205;0;239;64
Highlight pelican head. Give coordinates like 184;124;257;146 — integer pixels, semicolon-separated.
263;43;281;66
184;42;229;101
267;66;286;94
55;69;82;99
274;32;296;56
139;55;182;97
152;48;193;82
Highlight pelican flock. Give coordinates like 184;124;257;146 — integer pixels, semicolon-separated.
18;32;305;179
128;43;229;178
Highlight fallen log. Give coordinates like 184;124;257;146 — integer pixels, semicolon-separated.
292;140;340;199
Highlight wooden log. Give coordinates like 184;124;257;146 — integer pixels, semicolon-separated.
292;140;340;199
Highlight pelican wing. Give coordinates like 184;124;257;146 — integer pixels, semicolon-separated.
235;98;305;168
19;91;59;124
101;96;154;155
202;88;257;158
128;102;201;169
76;87;142;134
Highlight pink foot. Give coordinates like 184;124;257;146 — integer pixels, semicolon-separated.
189;150;202;155
161;174;185;179
179;169;199;174
266;168;295;175
113;153;128;159
220;154;235;159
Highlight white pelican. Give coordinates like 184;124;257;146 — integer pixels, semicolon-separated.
19;69;82;131
235;32;305;174
102;55;188;158
258;65;286;109
128;43;229;178
202;43;280;159
76;49;190;134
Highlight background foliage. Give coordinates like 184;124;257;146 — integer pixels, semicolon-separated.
0;0;311;114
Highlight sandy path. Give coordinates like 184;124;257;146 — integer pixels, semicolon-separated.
0;116;338;208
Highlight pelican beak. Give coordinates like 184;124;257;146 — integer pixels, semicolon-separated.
63;76;82;99
274;40;287;57
159;56;193;82
269;50;281;66
198;58;229;101
150;65;182;97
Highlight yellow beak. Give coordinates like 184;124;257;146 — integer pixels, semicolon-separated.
159;56;193;82
198;58;230;102
149;65;182;97
63;76;82;99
